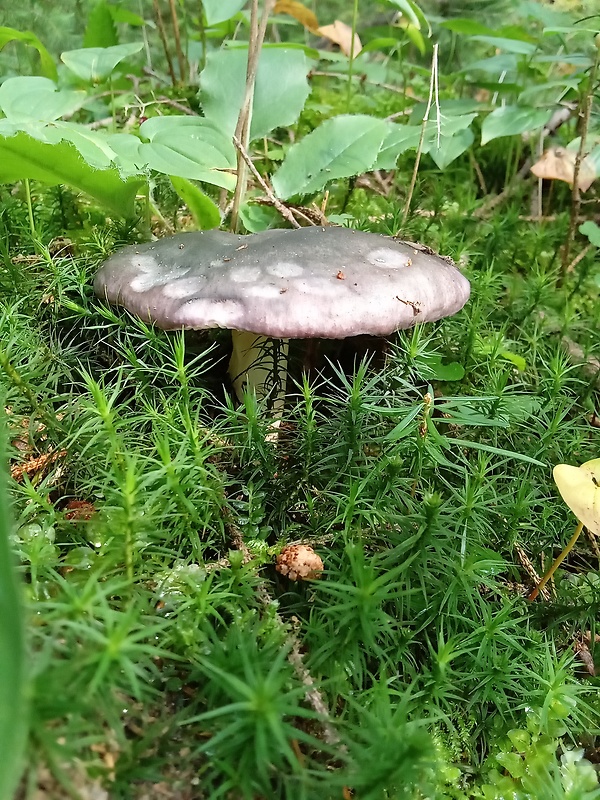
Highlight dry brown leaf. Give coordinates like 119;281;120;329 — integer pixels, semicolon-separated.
274;0;319;32
317;20;362;58
531;146;596;191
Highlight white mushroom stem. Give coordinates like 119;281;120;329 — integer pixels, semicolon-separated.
228;330;289;415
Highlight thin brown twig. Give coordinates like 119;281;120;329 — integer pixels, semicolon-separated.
561;47;600;276
168;0;188;82
232;134;301;228
152;0;177;86
566;242;593;274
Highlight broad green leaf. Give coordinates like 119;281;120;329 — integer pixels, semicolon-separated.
374;115;475;170
169;176;221;229
0;419;28;800
403;24;426;55
481;106;552;145
410;99;481;122
273;114;391;199
238;202;281;232
415;354;466;381
61;42;143;83
384;0;421;28
464;53;519;74
579;221;600;248
137;116;236;190
83;0;119;47
0;77;86;124
109;6;145;25
374;124;422;169
200;46;311;141
203;0;247;25
0;129;144;216
0;26;57;80
428;127;474;170
470;35;537;54
500;350;527;371
439;18;495;36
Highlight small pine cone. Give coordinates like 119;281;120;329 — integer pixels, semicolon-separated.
276;544;323;581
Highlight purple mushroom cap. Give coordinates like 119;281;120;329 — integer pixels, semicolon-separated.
94;226;470;338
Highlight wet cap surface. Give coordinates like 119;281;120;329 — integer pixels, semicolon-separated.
94;227;471;338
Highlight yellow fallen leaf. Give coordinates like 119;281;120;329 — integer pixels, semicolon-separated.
317;20;362;58
531;147;596;192
274;0;319;32
553;459;600;535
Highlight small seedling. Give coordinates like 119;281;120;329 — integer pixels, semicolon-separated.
529;459;600;601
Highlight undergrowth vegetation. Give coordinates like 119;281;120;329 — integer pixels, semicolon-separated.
1;0;599;798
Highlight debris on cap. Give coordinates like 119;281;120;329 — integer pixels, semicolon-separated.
94;226;470;339
276;544;323;581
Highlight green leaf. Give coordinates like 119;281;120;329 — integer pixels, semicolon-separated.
403;24;426;55
135;116;237;190
579;221;600;248
60;42;144;83
0;77;86;123
415;354;466;381
200;45;311;141
0;418;28;800
0;26;57;81
169;176;221;229
384;0;421;28
439;18;495;36
481;106;552;145
0;128;144;216
238;202;281;232
500;350;527;371
272;114;391;199
470;35;537;54
428;127;474;170
83;0;119;47
109;6;145;25
203;0;247;25
373;124;422;170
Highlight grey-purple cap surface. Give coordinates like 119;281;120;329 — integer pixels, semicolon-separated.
94;226;470;338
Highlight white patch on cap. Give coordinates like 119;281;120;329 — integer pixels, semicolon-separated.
133;254;158;272
247;284;281;298
130;265;188;292
229;266;262;283
163;277;206;299
176;298;242;328
294;277;346;296
368;248;412;269
266;262;304;278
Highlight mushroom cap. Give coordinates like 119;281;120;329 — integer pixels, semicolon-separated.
94;227;470;339
276;544;324;581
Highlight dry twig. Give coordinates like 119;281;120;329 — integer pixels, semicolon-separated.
232;134;301;228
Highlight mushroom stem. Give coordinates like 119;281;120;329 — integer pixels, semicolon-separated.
228;330;289;414
528;520;584;601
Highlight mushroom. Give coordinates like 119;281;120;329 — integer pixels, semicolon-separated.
276;544;324;581
94;226;470;402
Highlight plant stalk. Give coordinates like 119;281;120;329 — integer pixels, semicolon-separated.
346;0;360;110
401;43;439;228
528;521;584;601
561;45;599;277
230;0;275;233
